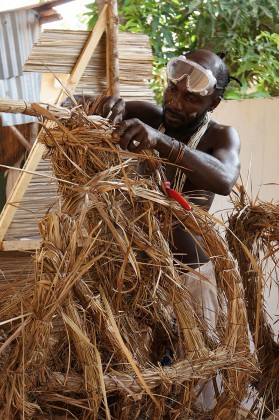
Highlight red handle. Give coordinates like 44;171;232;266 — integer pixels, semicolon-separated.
162;181;191;211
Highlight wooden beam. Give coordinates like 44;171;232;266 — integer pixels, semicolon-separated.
0;141;45;242
64;5;108;96
39;12;62;26
0;239;42;251
106;0;119;96
2;0;74;14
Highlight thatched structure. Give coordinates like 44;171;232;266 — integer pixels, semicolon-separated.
0;20;155;250
0;99;256;419
227;185;279;417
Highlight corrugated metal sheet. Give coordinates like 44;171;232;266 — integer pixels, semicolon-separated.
0;9;41;126
0;9;40;79
0;73;41;125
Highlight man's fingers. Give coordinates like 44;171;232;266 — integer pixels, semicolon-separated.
109;99;125;123
94;96;108;115
113;114;124;125
102;98;116;117
113;120;142;150
127;138;141;152
134;140;151;153
112;120;131;139
93;96;125;123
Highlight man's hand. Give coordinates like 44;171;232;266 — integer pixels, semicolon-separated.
94;95;126;124
112;118;160;153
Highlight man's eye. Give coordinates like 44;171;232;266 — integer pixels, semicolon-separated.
168;83;176;92
185;95;197;103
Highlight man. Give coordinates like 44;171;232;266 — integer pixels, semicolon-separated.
94;49;240;269
91;49;242;409
88;52;240;365
68;49;241;410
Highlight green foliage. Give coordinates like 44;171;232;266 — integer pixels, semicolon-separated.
84;0;279;102
81;2;99;29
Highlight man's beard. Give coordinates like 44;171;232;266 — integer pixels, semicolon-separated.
162;107;208;136
184;110;209;135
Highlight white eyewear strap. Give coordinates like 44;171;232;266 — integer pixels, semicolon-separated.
166;55;222;96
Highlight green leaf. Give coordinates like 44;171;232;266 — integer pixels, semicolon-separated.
259;5;274;20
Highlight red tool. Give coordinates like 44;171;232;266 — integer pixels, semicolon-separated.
162;181;191;211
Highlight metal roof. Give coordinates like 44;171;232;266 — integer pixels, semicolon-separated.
0;8;41;126
0;9;40;79
0;73;41;126
0;0;74;14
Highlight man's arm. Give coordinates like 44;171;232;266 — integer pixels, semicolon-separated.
113;120;240;196
63;95;240;196
61;95;162;126
94;97;162;127
174;126;240;195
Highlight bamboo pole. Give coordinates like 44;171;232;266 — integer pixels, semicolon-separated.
0;98;71;119
106;0;120;96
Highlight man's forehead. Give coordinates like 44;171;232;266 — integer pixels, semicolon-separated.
186;50;220;74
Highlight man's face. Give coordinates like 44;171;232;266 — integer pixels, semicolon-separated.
162;79;213;131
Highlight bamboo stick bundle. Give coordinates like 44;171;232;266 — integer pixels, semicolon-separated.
23;30;155;102
0;251;35;284
0;99;256;418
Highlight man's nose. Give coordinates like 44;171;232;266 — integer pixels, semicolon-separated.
171;95;183;111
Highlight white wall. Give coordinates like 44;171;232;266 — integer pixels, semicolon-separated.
211;97;279;339
211;97;279;216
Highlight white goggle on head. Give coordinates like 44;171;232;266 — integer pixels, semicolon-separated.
166;55;220;96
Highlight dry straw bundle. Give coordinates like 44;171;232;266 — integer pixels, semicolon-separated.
227;186;279;417
0;99;255;419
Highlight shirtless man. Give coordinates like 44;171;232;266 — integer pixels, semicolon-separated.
94;49;241;270
75;50;241;407
64;50;240;358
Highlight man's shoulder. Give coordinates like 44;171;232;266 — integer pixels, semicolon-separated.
199;119;240;155
207;120;240;143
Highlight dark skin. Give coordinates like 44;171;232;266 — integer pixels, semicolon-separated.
91;50;241;268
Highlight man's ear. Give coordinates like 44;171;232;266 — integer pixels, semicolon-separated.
209;96;221;112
